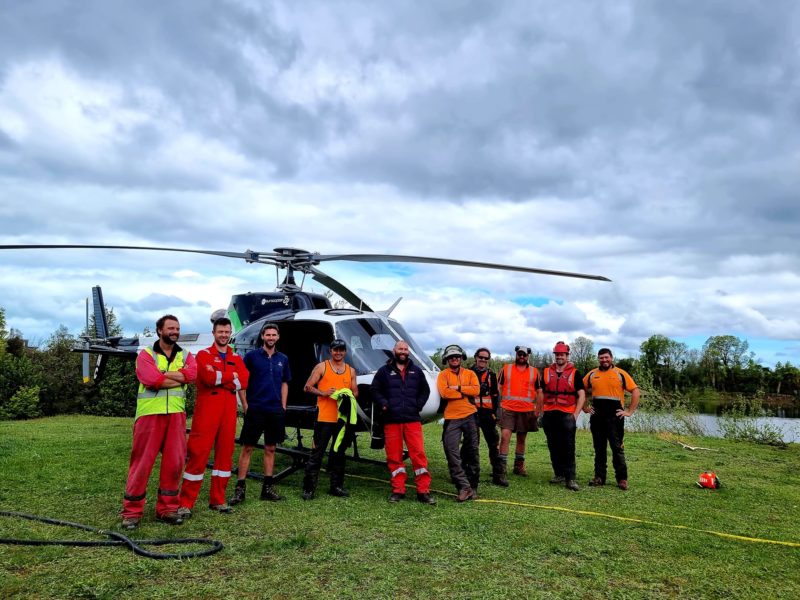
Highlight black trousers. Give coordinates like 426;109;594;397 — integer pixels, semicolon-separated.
467;409;501;476
442;415;479;492
589;400;627;482
303;420;354;491
542;410;577;481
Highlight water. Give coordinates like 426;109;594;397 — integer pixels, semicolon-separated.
575;412;800;443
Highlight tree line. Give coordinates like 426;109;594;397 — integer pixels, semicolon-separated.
0;305;797;421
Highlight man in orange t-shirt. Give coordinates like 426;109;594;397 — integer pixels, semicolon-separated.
583;348;640;490
498;346;542;478
436;344;480;502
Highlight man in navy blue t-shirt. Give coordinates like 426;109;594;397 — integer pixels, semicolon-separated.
229;322;291;504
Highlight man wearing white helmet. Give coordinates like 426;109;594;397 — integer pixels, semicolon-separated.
436;344;480;502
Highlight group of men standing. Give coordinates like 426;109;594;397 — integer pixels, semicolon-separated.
431;341;640;501
119;313;639;528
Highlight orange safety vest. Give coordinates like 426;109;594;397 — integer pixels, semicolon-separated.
475;369;494;410
317;360;353;423
500;364;538;412
542;363;577;411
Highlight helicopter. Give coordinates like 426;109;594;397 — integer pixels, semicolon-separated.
1;244;611;448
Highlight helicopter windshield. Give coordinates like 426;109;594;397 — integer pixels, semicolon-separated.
335;318;437;373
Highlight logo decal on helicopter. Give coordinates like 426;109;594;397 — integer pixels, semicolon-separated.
260;296;291;306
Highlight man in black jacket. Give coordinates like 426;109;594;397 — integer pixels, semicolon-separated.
371;340;436;504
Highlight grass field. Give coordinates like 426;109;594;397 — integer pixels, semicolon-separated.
1;416;799;599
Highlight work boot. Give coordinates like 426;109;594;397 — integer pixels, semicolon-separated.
456;487;477;502
229;480;246;505
176;506;192;519
302;471;318;500
260;482;283;502
121;517;140;530
209;503;233;513
155;512;184;525
549;475;566;485
417;493;437;505
617;479;628;491
329;485;350;497
388;492;406;503
492;463;509;487
588;476;605;487
565;480;580;491
513;459;528;476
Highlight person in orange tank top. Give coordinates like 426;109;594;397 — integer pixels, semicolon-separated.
301;338;358;499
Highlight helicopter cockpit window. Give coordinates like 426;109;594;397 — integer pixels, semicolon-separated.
335;318;436;374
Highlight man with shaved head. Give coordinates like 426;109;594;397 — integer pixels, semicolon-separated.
371;340;436;504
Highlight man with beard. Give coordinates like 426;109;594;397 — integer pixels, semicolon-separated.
437;344;481;502
177;317;249;517
371;340;436;504
541;341;585;491
121;315;197;530
470;347;506;487
229;322;291;504
583;348;640;490
498;346;542;479
302;338;358;499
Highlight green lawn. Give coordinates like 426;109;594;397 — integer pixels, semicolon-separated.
1;416;799;599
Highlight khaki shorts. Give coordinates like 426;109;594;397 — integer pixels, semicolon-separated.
499;408;539;433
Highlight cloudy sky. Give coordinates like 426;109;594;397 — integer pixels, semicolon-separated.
1;1;798;366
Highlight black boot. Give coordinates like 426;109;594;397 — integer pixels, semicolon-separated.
329;464;350;497
260;477;283;501
492;461;509;487
302;471;318;501
229;480;246;506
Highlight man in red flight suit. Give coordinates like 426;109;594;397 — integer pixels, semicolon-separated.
121;315;197;530
178;317;249;516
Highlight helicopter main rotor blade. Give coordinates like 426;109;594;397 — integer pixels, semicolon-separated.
0;244;260;262
309;267;374;312
313;254;611;282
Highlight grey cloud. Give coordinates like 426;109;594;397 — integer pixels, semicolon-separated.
125;293;192;311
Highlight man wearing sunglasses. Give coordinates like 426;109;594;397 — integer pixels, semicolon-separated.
470;348;506;487
498;346;542;478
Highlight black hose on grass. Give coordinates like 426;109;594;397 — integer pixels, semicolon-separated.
0;511;223;559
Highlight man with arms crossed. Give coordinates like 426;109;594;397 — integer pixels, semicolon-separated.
178;317;248;516
121;315;197;530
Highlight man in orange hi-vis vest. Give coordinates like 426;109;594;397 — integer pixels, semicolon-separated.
497;345;542;478
583;347;640;491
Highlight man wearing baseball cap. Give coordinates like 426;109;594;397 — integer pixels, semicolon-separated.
302;338;358;499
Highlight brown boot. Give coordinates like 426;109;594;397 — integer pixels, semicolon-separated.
456;487;476;502
513;459;528;477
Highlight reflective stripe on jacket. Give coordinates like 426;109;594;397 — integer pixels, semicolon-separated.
500;364;538;412
136;347;187;420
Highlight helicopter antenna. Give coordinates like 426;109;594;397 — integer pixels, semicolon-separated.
378;297;403;317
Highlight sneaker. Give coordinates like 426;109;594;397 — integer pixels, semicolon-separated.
388;492;406;503
121;517;140;530
549;476;566;485
588;476;605;487
617;479;628;491
176;506;192;519
328;486;350;498
209;503;233;513
456;487;476;502
565;480;580;491
155;512;184;525
417;493;437;505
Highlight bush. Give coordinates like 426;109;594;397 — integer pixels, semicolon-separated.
718;394;788;448
0;385;42;420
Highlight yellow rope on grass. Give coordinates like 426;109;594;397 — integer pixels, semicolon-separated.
345;473;800;548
